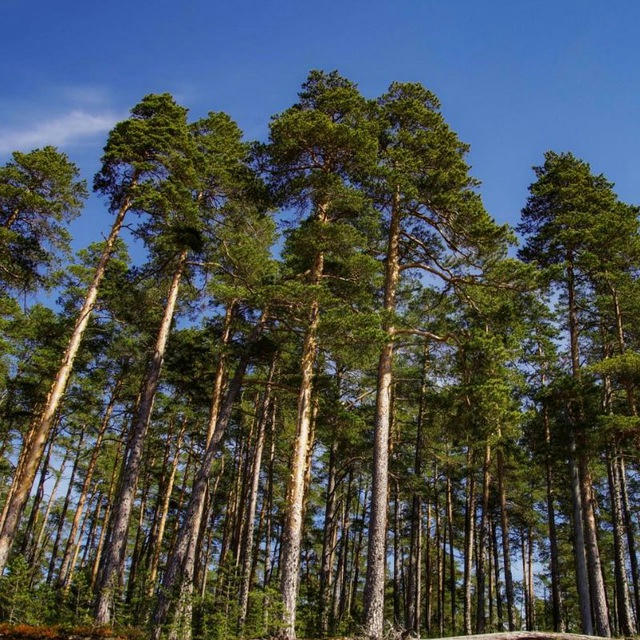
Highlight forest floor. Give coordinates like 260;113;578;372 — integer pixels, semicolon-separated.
0;624;143;640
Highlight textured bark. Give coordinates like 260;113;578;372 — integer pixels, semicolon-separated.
0;197;131;574
319;437;338;635
579;458;611;637
542;402;563;631
150;314;266;639
618;455;640;618
606;452;636;635
491;516;503;628
21;431;56;559
95;247;187;624
47;429;85;584
146;422;185;593
280;202;327;639
464;447;477;635
90;439;122;590
497;444;515;631
363;187;400;639
238;359;276;630
425;501;433;634
476;442;492;633
30;453;69;576
59;383;119;591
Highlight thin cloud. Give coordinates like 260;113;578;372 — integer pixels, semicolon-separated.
0;109;119;155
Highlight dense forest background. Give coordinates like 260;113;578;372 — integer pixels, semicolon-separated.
0;70;639;640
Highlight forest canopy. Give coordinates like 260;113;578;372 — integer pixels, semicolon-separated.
0;71;639;640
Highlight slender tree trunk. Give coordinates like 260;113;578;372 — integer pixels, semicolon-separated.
126;463;153;606
491;515;503;629
408;348;427;634
146;423;185;594
619;455;640;619
528;527;535;630
280;202;328;639
393;480;401;625
542;401;563;631
607;451;636;636
476;442;491;633
238;359;276;630
47;429;85;583
95;247;187;624
30;453;69;575
21;430;56;559
464;447;477;635
364;187;401;640
150;314;266;639
59;382;119;591
425;501;433;635
497;443;515;631
565;258;595;636
579;457;611;636
319;436;338;635
0;196;132;574
521;531;530;630
91;439;122;590
447;470;456;634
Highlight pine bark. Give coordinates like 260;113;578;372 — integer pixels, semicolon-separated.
364;187;400;640
280;201;328;639
59;382;119;591
497;443;515;631
95;247;187;624
150;313;266;639
0;197;131;574
238;359;276;630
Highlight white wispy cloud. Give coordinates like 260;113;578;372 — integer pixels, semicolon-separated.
0;109;119;155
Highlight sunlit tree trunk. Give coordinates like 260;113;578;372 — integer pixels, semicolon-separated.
364;188;400;639
280;202;328;639
0;196;132;574
95;247;187;624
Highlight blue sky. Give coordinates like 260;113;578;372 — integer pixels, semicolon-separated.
2;0;639;252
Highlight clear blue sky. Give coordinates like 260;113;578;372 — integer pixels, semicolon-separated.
2;0;639;252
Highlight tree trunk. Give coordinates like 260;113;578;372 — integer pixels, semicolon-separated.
238;359;276;630
566;258;595;636
0;196;132;574
95;247;187;624
280;202;328;639
150;314;266;639
319;436;338;635
618;455;640;619
146;422;185;594
59;381;119;591
476;442;492;633
497;443;515;631
21;429;56;559
464;446;477;635
607;451;636;636
542;401;563;632
29;453;69;576
579;457;611;637
47;429;85;583
364;187;401;640
491;515;503;629
91;439;122;590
